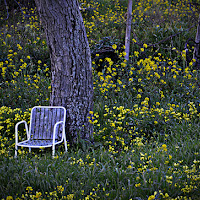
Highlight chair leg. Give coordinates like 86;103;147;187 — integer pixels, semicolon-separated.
63;133;68;152
15;146;18;158
52;145;55;158
29;147;31;153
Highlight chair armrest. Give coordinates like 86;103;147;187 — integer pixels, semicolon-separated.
15;120;29;144
53;121;65;143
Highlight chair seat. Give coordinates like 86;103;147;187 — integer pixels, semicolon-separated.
18;139;60;147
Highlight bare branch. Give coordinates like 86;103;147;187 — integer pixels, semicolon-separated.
3;0;9;20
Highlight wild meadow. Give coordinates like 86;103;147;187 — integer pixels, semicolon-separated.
0;0;200;199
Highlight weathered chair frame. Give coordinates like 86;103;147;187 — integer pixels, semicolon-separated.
15;106;67;157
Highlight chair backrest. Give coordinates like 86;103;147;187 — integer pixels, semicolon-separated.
29;106;66;140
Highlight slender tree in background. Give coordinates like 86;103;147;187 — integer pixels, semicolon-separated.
125;0;132;61
34;0;94;142
194;14;200;68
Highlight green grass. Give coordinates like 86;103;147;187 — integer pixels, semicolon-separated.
0;128;199;199
0;0;200;199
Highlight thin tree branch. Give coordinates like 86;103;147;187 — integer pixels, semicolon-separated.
147;25;196;47
1;0;29;21
13;0;27;17
3;0;9;20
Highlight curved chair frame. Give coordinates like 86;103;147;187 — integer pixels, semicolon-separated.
15;106;67;157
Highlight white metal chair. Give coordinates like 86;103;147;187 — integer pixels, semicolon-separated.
15;106;67;157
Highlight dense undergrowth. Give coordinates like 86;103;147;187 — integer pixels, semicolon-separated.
0;0;200;199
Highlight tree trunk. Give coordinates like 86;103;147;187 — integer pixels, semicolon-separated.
125;0;132;61
34;0;93;142
193;14;200;68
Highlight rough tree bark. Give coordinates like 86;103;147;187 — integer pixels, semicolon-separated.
125;0;132;61
34;0;93;142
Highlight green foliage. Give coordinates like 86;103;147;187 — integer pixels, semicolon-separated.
0;0;200;199
0;131;199;199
